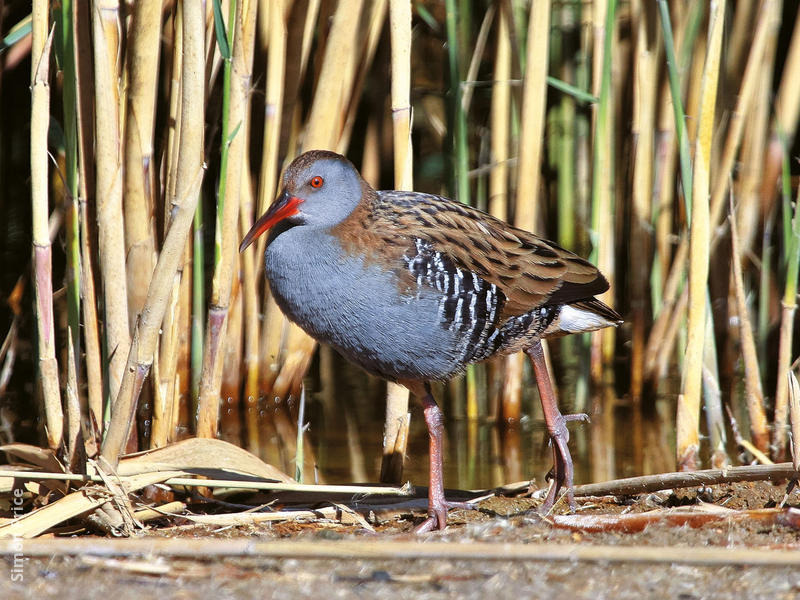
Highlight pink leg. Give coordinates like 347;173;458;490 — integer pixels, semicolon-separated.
526;341;588;512
411;383;472;533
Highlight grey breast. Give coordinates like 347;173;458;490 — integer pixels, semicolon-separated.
264;226;469;381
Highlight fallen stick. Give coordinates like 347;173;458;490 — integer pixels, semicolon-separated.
573;463;800;497
3;538;800;566
498;463;800;498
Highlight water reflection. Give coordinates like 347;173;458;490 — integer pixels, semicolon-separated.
310;398;677;490
219;352;679;490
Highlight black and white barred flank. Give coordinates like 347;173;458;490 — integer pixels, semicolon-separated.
402;237;558;363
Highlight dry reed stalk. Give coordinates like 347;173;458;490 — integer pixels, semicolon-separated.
762;6;800;210
379;0;413;484
176;242;192;422
461;9;497;421
236;8;260;418
650;2;695;316
152;270;182;448
79;195;103;436
776;301;797;458
572;0;592;247
30;7;62;451
489;0;510;223
297;0;321;77
650;2;775;390
380;384;410;484
702;293;727;467
729;202;769;453
154;191;193;448
591;0;607;99
361;114;380;186
93;0;131;403
789;370;800;470
488;2;512;418
774;178;800;459
726;0;757;87
101;167;205;466
460;3;495;115
270;0;365;401
64;2;91;418
220;276;244;430
712;2;779;467
235;96;255;426
745;26;780;373
255;0;286;265
164;5;183;218
164;6;195;443
676;0;725;470
259;294;285;395
13;537;800;566
255;0;288;401
339;0;389;151
122;0;162;331
196;0;258;438
770;21;800;461
736;13;778;256
67;1;103;437
123;0;165;448
773;7;800;141
500;1;550;418
515;0;549;231
652;105;677;299
683;22;706;145
267;0;320;138
303;0;364;148
238;162;260;453
629;3;656;405
589;0;617;382
707;1;777;249
64;326;82;470
101;0;206;466
745;129;773;258
204;2;220;86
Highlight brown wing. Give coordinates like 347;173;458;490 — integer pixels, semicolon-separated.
369;190;608;319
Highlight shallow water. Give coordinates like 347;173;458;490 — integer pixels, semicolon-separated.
220;351;681;491
307;395;678;491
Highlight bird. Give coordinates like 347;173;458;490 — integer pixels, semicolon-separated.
240;149;621;533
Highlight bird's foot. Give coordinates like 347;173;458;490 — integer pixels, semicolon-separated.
562;412;590;424
537;412;589;514
538;479;576;514
414;499;474;534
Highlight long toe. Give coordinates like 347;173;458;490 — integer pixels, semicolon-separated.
537;453;564;514
414;499;475;533
562;412;590;424
547;437;577;513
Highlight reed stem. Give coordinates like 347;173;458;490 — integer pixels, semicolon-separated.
31;4;62;451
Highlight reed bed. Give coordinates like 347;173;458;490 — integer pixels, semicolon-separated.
0;0;799;492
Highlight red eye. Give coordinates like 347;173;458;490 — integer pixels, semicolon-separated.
310;176;324;188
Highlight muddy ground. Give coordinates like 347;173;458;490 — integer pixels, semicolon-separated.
3;481;800;599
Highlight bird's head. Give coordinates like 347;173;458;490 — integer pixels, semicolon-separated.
239;150;364;252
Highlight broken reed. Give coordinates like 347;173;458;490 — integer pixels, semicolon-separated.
13;1;800;481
